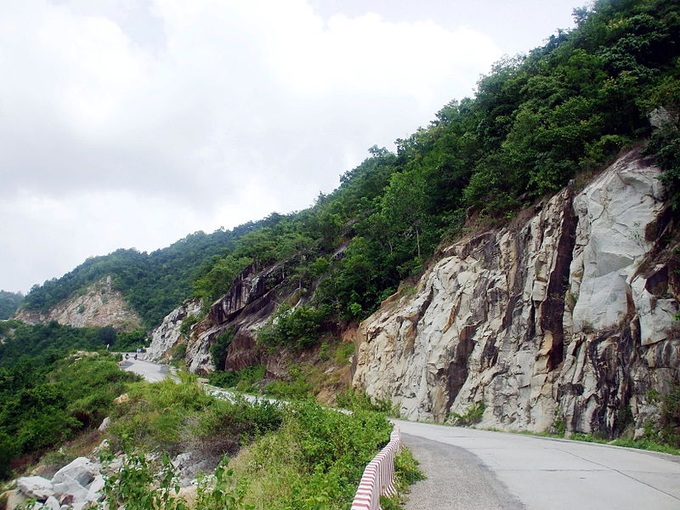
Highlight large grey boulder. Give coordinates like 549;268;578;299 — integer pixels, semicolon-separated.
52;457;99;487
12;457;106;509
16;476;54;500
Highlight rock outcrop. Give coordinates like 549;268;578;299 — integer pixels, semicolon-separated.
148;262;295;374
146;298;202;361
14;276;142;331
352;150;679;436
7;457;104;510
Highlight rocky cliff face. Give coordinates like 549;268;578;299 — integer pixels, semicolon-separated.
353;150;679;436
14;277;142;331
148;262;293;374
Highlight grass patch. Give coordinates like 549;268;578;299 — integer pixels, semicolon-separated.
380;447;427;509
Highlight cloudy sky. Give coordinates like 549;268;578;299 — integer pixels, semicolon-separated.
0;0;589;294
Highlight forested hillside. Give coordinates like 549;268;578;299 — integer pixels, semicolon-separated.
0;291;23;320
18;0;680;334
0;321;138;479
191;0;680;330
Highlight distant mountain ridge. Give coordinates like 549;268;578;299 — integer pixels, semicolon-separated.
17;221;269;328
0;290;23;320
14;276;142;331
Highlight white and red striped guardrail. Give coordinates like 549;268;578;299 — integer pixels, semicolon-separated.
350;426;401;510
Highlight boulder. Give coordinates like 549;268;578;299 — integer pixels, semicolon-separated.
52;480;89;504
113;393;130;405
16;476;54;500
52;457;99;488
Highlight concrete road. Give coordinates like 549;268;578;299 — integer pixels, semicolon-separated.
119;355;174;383
396;420;680;510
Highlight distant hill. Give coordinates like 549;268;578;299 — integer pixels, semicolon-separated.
0;290;23;320
19;221;268;328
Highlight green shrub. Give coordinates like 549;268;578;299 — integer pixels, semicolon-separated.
211;330;234;371
264;366;312;399
232;401;391;510
259;305;330;350
170;343;187;362
449;401;486;426
109;378;282;457
659;384;680;448
209;365;267;392
336;388;395;414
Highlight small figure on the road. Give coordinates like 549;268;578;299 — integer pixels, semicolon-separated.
125;353;129;360
134;353;137;360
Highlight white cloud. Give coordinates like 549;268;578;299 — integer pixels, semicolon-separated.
0;0;581;293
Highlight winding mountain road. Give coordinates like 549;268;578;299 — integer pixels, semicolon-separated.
119;354;174;382
396;420;680;510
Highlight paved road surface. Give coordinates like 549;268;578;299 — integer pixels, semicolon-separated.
396;419;680;510
119;355;174;382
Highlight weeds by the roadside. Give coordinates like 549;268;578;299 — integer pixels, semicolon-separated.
379;448;426;510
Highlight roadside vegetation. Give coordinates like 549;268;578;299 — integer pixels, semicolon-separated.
2;347;413;509
100;377;412;510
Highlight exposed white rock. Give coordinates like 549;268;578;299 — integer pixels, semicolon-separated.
98;416;111;432
147;298;201;361
11;457;105;510
85;474;106;503
13;276;142;330
353;150;679;436
16;476;53;500
52;457;99;487
569;154;665;333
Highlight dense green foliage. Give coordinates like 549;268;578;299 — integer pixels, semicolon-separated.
191;0;680;332
0;290;23;319
0;321;121;368
0;349;137;480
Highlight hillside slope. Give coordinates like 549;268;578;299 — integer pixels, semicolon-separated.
14;276;142;331
353;149;679;436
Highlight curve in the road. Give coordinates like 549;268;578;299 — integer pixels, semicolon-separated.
397;420;680;510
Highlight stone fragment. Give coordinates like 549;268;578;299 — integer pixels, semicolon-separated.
98;416;111;431
16;476;54;500
43;496;61;509
52;457;99;487
86;474;106;503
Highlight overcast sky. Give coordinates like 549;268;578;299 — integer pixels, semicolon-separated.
0;0;589;294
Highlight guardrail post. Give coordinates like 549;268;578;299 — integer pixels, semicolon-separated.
350;426;401;510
